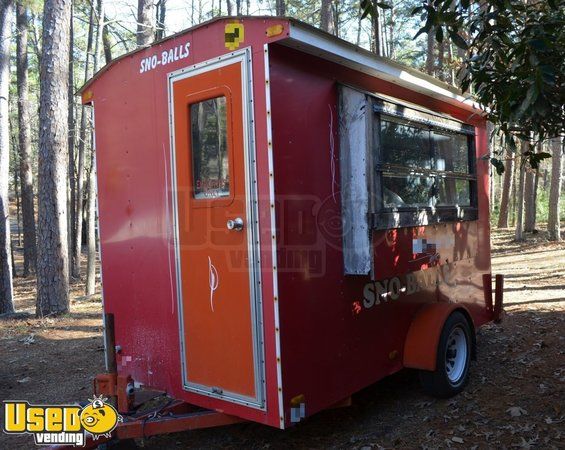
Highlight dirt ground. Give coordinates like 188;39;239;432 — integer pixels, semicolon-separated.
1;228;564;449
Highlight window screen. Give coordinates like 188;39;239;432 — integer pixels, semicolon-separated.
190;96;230;199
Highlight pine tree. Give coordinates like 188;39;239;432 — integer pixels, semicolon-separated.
0;0;14;314
36;0;72;316
547;138;563;241
137;0;155;47
16;4;37;277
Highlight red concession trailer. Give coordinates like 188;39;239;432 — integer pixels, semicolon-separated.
80;16;503;441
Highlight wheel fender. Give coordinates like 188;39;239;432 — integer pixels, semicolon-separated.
403;303;474;371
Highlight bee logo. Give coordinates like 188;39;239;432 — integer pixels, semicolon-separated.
79;396;122;439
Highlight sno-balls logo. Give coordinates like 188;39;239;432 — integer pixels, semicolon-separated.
3;395;122;446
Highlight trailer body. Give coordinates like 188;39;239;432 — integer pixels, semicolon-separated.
81;17;496;430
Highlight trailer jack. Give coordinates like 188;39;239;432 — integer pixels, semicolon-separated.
483;273;504;323
44;313;245;448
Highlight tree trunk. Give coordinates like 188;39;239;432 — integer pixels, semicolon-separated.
0;0;14;314
426;33;435;74
36;0;71;317
437;38;445;81
137;0;155;47
275;0;285;16
524;168;536;232
73;3;95;279
155;0;166;41
11;128;19;277
16;3;37;277
321;0;335;34
13;144;21;251
447;42;455;84
68;3;76;279
511;152;518;226
514;144;528;241
356;10;362;46
547;138;563;241
497;147;514;228
334;1;340;38
425;1;434;76
86;0;104;296
85;154;97;296
29;12;42;66
487;122;495;211
379;9;387;56
102;15;113;64
371;1;380;56
388;0;395;59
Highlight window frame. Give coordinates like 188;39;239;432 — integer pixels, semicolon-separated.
368;95;478;230
186;86;235;209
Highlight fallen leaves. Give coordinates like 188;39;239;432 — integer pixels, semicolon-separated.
19;334;35;345
507;406;528;417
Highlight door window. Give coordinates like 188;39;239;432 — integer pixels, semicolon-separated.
190;96;230;199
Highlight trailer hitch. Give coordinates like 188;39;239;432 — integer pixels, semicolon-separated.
482;273;504;323
44;400;244;450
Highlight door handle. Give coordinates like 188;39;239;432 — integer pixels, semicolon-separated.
226;217;244;231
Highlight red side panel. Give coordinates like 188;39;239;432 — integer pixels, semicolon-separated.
268;45;491;427
90;18;289;428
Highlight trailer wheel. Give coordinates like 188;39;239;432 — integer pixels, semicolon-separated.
419;311;472;398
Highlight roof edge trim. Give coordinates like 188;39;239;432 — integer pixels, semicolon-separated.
285;20;482;114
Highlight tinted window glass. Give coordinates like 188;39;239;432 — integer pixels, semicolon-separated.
383;175;434;207
190;97;229;199
433;132;469;174
437;178;471;206
381;119;431;169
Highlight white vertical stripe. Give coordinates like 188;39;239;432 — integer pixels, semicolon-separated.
264;43;285;429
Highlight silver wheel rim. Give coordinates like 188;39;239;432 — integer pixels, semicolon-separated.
445;326;467;384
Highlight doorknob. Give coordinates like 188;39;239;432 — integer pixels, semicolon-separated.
227;217;244;231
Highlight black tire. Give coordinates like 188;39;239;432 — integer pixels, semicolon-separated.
419;311;473;398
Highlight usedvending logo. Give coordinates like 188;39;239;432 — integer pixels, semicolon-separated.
3;395;122;446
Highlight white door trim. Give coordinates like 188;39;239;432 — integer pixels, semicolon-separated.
167;48;265;409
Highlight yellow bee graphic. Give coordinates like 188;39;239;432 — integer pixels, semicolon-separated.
80;397;122;439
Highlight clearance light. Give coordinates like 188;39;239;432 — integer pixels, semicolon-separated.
82;90;93;104
266;24;284;38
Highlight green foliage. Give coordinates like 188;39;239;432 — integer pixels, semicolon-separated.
360;0;391;19
361;0;565;173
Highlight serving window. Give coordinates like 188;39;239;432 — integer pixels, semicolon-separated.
338;85;477;274
371;97;477;229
